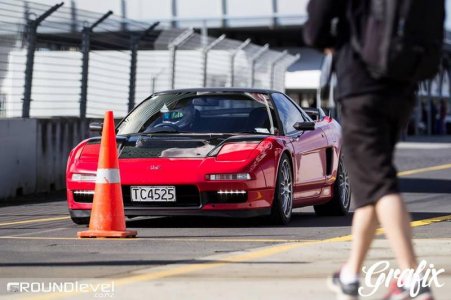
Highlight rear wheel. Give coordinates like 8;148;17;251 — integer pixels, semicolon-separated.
314;157;351;216
270;154;293;225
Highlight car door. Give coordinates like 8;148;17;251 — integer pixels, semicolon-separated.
271;93;328;201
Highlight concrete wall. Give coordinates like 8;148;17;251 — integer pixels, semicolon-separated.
0;119;38;198
0;118;90;200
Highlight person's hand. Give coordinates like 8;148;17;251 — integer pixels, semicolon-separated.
324;48;334;55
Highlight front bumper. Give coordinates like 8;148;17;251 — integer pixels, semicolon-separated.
69;207;271;219
67;185;274;218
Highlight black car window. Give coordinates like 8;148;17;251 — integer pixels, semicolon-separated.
272;93;305;135
116;93;275;135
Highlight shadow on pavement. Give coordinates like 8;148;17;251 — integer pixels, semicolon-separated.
0;259;311;268
125;211;450;229
125;212;355;229
404;136;451;143
0;190;66;208
410;211;451;220
400;178;451;194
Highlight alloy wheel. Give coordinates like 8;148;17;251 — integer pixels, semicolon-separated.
338;161;351;209
279;160;293;218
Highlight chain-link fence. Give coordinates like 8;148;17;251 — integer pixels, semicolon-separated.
0;0;298;119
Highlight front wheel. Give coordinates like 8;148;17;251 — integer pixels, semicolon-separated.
314;158;351;216
269;154;293;225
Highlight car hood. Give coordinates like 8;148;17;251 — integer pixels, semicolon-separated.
85;133;269;159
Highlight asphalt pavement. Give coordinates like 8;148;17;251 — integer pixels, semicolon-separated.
0;137;450;300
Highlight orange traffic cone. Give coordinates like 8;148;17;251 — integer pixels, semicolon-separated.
78;111;137;238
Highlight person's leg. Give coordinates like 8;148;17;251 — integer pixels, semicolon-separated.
378;194;435;300
342;204;379;275
328;205;379;299
328;95;387;300
377;94;417;271
375;193;417;270
337;95;386;280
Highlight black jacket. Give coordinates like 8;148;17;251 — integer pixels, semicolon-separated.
303;0;411;100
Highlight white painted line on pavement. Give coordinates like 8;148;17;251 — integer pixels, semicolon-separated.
397;142;451;149
0;216;69;227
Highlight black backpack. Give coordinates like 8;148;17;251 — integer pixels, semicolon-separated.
347;0;445;82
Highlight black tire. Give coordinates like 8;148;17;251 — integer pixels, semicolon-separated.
269;154;293;225
314;157;351;216
70;216;89;225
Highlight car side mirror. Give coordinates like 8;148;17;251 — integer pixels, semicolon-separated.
89;122;103;134
293;121;315;131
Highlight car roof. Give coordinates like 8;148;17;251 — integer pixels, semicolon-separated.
153;87;281;95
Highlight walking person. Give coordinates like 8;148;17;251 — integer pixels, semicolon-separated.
303;0;444;299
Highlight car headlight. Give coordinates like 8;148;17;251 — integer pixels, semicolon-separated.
71;173;97;182
206;173;251;181
216;142;259;161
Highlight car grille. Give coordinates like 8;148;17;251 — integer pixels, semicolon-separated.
122;185;201;207
72;191;94;203
73;186;201;208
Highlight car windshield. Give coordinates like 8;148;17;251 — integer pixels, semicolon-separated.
117;92;276;135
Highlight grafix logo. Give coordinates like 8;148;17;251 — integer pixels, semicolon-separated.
359;260;445;297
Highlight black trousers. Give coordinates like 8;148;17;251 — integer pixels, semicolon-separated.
340;91;415;208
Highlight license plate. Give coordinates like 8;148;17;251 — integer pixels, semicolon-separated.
130;186;176;202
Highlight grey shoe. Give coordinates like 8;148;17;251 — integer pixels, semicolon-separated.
327;271;359;300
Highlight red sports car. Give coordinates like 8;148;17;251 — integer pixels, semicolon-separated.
66;88;350;225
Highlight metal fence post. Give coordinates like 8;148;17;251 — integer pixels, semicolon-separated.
271;0;279;27
269;50;288;89
23;1;30;24
22;2;64;118
201;21;209;48
250;44;269;88
168;29;194;89
150;68;165;94
120;0;127;31
80;28;90;119
230;39;250;87
128;22;159;112
79;10;113;119
70;0;77;32
171;0;178;28
128;37;139;112
221;0;228;28
202;34;225;87
151;76;157;93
